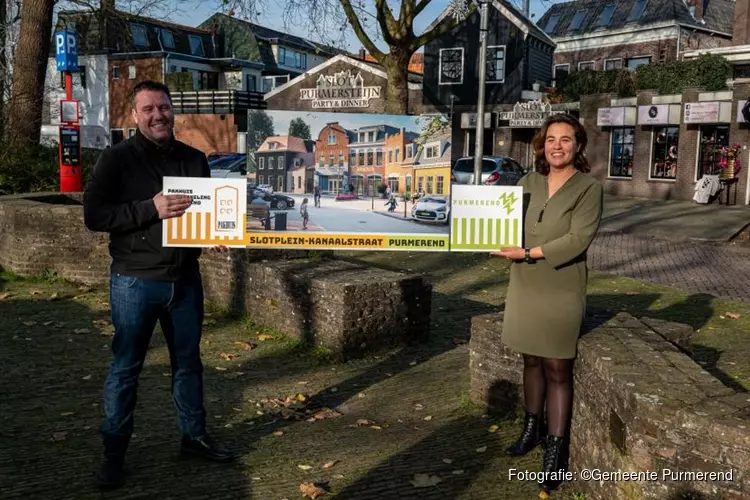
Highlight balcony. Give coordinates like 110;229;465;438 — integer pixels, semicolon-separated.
170;90;267;114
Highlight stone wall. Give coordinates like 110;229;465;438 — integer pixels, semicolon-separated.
0;194;432;360
470;312;749;500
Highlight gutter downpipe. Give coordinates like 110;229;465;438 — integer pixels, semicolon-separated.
156;31;168;83
677;25;681;60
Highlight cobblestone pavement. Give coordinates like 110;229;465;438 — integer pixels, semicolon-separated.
588;231;750;303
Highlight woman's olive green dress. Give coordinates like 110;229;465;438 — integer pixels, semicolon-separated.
502;171;604;359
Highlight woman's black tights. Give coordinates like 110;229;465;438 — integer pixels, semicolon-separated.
522;354;573;437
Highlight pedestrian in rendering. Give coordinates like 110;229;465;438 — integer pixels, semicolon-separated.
314;185;321;208
491;114;603;494
83;80;234;490
300;197;310;230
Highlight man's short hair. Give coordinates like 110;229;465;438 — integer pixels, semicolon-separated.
130;80;172;108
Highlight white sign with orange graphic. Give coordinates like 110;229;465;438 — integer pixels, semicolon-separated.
162;176;247;247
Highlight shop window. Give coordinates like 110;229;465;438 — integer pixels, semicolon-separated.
609;127;634;178
697;125;729;180
651;126;678;179
388;177;399;193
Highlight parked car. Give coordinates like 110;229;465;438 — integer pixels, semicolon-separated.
248;187;294;210
207;151;240;162
411;195;450;224
209;155;248;179
451;156;525;186
255;184;274;194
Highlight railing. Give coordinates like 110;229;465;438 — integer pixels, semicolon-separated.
170;90;267;114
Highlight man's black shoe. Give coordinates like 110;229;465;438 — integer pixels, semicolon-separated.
94;457;125;490
181;434;234;462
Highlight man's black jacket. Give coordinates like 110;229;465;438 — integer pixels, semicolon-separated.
83;129;210;281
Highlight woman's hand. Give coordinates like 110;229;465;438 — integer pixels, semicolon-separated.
490;247;525;260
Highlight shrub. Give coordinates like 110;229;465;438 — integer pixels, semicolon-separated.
0;141;100;195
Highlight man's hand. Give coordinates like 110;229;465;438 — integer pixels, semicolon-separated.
490;247;525;260
209;245;230;253
153;192;192;220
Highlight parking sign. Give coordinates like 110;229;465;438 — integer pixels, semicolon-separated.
55;31;79;72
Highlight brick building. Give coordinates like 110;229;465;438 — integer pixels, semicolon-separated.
314;122;355;194
536;0;734;83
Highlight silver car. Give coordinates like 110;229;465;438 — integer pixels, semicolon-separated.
451;156;525;186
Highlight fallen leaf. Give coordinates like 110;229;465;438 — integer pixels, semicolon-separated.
488;425;499;433
299;482;327;499
311;408;343;420
74;328;90;334
538;491;550;500
410;473;442;488
30;290;43;296
50;431;68;442
356;419;376;427
0;292;12;299
414;404;424;411
296;393;307;402
60;412;75;417
234;341;254;351
332;474;345;479
82;375;92;380
370;425;383;430
215;366;228;371
423;415;433;421
409;361;417;366
452;470;465;475
22;321;36;326
726;312;742;319
442;458;453;464
273;431;284;437
43;321;54;326
257;334;274;341
322;460;339;469
476;446;487;453
297;464;313;470
49;292;60;301
219;352;236;361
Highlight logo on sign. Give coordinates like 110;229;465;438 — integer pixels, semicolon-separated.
215;186;239;232
299;70;382;109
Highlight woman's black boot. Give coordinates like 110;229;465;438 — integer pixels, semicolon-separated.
539;435;569;492
505;412;546;456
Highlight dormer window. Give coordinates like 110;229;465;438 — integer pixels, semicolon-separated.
189;35;204;57
327;133;336;145
627;0;648;22
131;23;148;46
161;29;175;49
424;142;440;160
269;142;278;150
544;14;560;34
568;10;587;31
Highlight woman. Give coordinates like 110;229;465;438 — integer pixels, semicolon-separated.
492;114;603;493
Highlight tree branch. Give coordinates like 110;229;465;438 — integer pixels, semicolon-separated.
338;0;384;60
374;0;396;44
410;3;475;51
414;0;431;17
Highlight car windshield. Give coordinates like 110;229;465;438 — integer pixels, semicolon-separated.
422;197;446;204
209;156;243;169
453;158;500;173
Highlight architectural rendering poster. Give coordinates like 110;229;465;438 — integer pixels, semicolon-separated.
164;110;524;252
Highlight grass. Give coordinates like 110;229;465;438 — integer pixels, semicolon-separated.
0;251;748;500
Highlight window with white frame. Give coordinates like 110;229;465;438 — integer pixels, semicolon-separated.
610;127;635;178
436;176;444;194
338;153;344;167
605;59;622;71
395;148;400;161
388;150;393;163
406;144;415;159
327;132;336;145
189;35;204;57
259;157;265;169
277;155;283;168
128;66;136;79
376;150;383;165
626;56;651;71
262;75;290;92
554;64;569;81
112;66;120;79
424;142;440;160
439;48;464;85
269;157;275;170
486;46;506;83
131;24;148;46
578;61;595;71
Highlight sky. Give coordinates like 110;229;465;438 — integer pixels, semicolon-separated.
267;110;425;138
169;0;562;54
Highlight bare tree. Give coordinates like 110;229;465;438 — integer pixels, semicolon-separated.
239;0;472;114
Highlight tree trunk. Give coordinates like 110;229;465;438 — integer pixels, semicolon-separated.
6;0;54;146
382;48;412;115
0;0;7;140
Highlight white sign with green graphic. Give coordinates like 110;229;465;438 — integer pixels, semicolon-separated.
449;185;523;252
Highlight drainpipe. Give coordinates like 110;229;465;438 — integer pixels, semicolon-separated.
157;30;168;83
677;26;681;60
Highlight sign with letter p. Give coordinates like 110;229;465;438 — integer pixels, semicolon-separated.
55;30;79;72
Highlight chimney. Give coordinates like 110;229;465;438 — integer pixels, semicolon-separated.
359;48;366;60
685;0;704;23
734;0;750;46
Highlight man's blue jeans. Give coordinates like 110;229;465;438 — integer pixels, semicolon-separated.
101;270;207;457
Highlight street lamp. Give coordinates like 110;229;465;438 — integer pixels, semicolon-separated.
450;0;490;186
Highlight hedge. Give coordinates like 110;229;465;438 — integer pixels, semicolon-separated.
552;54;730;102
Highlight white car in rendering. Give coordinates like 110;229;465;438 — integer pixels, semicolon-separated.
411;195;450;224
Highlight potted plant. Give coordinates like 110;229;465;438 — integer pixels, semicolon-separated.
720;144;743;179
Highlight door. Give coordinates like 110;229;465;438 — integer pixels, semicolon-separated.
277;175;284;192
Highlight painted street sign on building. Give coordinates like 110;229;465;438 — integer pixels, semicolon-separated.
54;30;79;72
299;70;382;109
449;185;523;251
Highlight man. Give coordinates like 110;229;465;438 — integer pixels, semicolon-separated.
83;80;233;490
313;184;321;207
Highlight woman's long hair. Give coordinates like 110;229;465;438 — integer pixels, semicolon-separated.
531;114;591;175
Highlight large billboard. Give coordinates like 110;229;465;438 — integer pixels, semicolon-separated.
164;110;523;252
